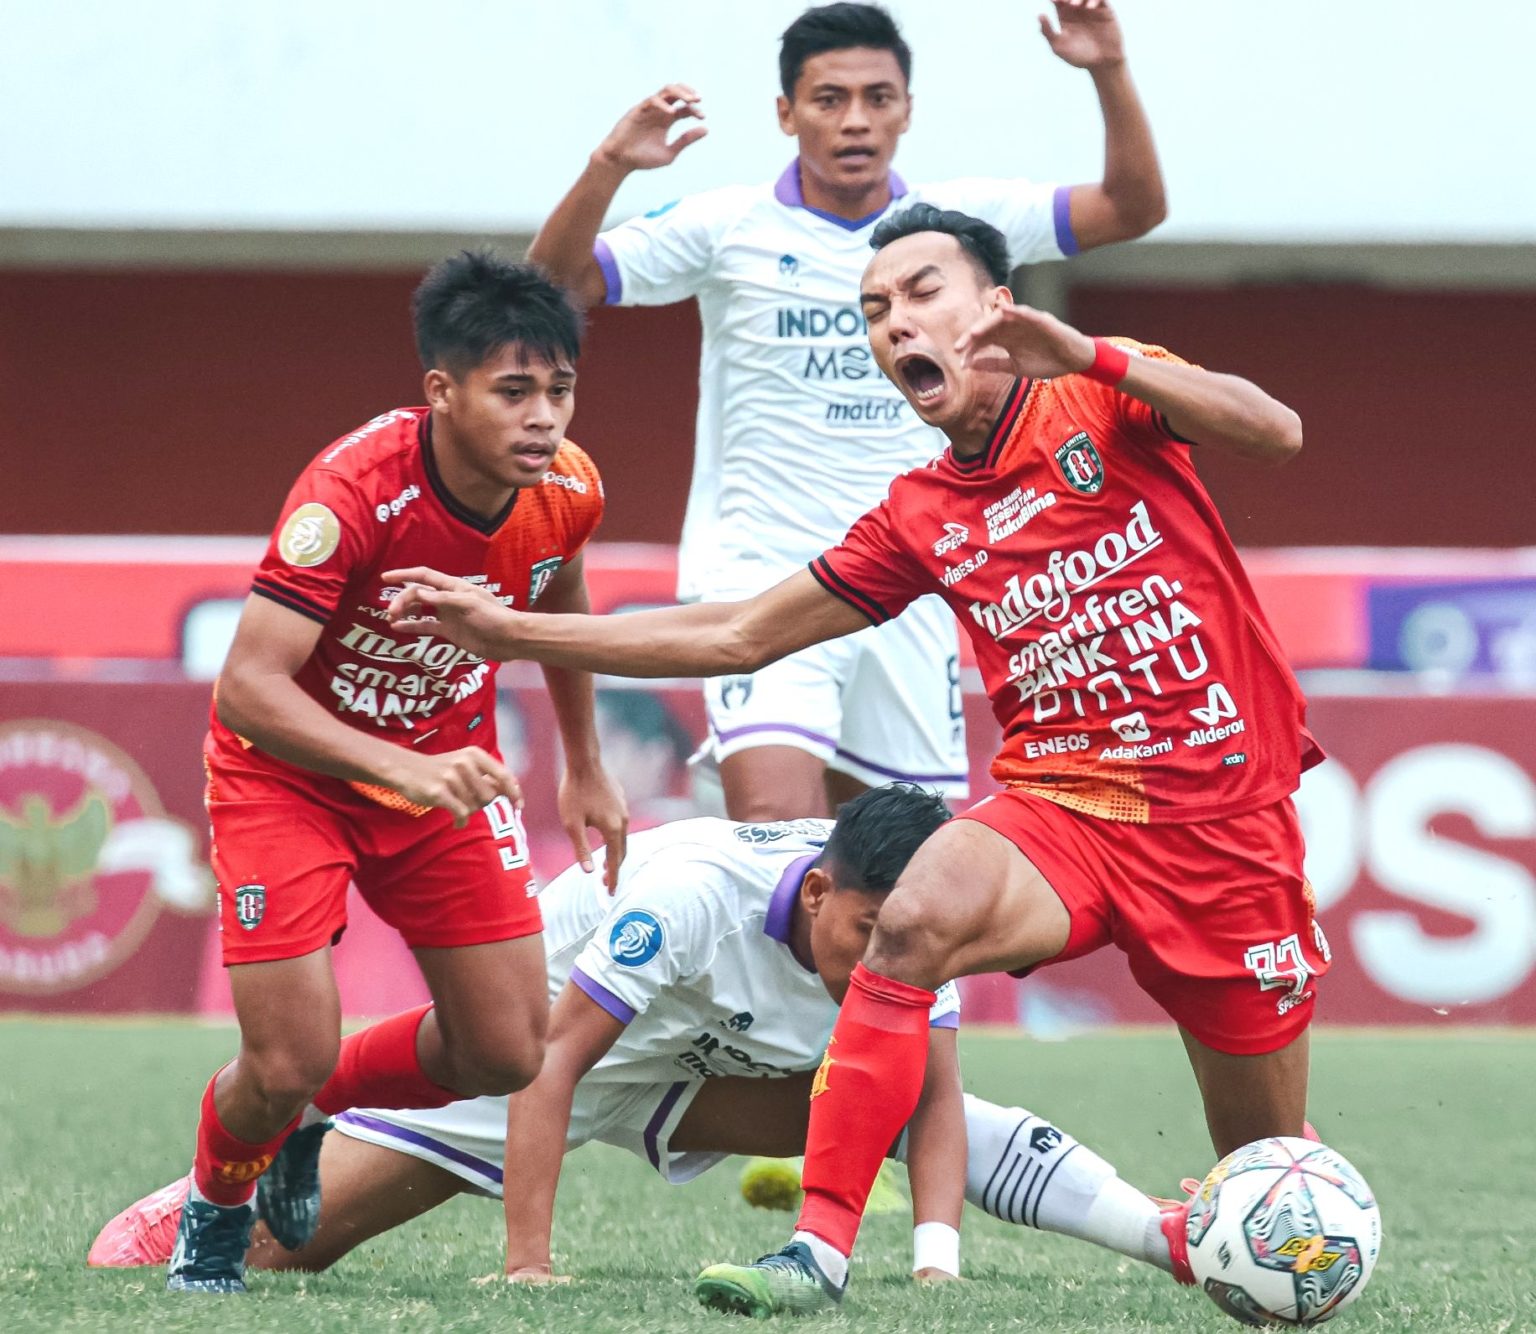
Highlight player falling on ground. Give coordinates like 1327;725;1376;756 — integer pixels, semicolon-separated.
529;0;1165;821
379;204;1328;1317
165;252;627;1293
95;786;1189;1290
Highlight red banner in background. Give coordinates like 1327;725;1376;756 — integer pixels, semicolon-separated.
1;679;1533;1028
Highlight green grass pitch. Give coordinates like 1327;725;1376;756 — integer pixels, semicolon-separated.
1;1022;1532;1332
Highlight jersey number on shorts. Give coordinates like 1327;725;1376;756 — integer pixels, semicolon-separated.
1243;932;1316;1016
484;796;530;872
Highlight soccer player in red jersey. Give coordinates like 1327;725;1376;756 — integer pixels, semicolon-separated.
379;207;1324;1316
167;252;627;1293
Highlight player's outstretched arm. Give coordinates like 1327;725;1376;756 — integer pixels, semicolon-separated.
905;1027;967;1281
535;555;629;889
382;567;872;679
500;984;627;1282
956;303;1303;464
526;85;708;307
1042;1;1167;249
217;594;522;824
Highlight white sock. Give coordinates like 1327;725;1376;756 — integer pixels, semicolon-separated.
960;1094;1171;1272
790;1230;849;1288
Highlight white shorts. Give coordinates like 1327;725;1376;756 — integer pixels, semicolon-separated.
698;594;969;796
333;1076;716;1197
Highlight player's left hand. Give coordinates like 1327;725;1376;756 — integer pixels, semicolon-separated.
383;567;521;658
1039;0;1125;71
955;302;1095;381
558;764;629;892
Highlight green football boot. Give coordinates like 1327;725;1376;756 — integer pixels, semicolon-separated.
694;1240;846;1318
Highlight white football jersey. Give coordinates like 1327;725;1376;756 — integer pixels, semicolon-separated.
596;162;1072;600
542;816;959;1091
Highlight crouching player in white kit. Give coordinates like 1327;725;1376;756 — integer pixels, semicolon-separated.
91;786;1186;1285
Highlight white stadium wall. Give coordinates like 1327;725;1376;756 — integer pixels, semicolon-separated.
4;0;1533;243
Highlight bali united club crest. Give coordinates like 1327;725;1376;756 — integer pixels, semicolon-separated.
1054;431;1105;495
0;720;211;995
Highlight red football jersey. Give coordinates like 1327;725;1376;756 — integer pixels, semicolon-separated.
210;407;603;799
811;342;1321;824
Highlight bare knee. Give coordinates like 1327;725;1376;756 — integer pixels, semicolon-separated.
865;892;954;991
239;1040;338;1117
439;1029;545;1097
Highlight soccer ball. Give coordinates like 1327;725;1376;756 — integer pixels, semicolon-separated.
1185;1137;1382;1326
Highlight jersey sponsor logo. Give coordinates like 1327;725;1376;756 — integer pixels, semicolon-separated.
778;254;799;280
374;484;421;522
543;470;588;494
321;408;418;464
776;306;867;339
825;397;904;423
1110;712;1152;743
527;557;563;605
233;884;265;930
1023;733;1088;760
983;485;1058;544
609;909;664;967
680;1028;798;1078
1098;738;1173;761
722;1011;755;1032
278;502;341;568
1054;431;1105;495
1186;719;1246;748
0;721;211;996
1189;682;1239;726
1223;752;1248;766
932;523;970;557
968;501;1162;640
941;549;989;588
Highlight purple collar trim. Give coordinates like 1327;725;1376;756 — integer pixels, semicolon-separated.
773;158;908;232
764;852;819;965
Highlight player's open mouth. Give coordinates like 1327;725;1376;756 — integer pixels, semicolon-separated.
897;355;946;404
834;146;877;164
512;443;555;464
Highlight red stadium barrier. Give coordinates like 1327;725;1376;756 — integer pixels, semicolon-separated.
2;677;1533;1029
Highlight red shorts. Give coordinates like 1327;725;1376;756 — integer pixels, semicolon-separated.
959;789;1329;1056
204;737;540;966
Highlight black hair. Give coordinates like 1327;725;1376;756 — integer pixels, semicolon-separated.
779;2;912;99
871;203;1012;286
411;249;582;377
820;783;951;892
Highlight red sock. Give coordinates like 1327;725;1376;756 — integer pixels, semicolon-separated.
192;1073;297;1207
311;1004;460;1116
795;963;934;1256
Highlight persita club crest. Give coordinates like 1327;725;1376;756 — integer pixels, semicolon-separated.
0;720;210;995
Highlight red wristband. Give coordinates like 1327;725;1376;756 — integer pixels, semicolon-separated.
1083;337;1130;387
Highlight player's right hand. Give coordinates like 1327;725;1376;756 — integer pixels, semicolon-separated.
383;567;522;659
389;746;522;827
593;84;708;173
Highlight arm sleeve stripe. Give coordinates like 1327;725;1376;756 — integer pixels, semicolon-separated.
808;556;890;625
1051;185;1080;257
251;580;333;625
570;966;638;1024
1154;410;1199;446
593;238;623;305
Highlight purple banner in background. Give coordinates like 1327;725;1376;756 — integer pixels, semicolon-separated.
1366;580;1536;684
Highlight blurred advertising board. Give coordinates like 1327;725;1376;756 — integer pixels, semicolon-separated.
2;679;1533;1030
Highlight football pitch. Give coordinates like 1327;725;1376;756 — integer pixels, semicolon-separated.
1;1022;1531;1332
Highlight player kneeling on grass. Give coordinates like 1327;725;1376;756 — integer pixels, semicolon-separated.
92;785;1186;1288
